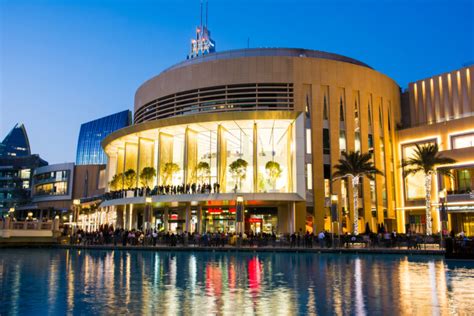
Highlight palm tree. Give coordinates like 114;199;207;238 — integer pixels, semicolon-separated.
402;143;455;235
123;169;137;190
333;151;383;235
140;167;156;188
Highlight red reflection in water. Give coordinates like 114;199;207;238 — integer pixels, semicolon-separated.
228;262;236;290
205;264;222;297
248;257;262;295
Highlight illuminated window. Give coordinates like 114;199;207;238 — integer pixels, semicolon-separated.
339;130;347;152
324;179;330;198
355;132;361;152
457;169;472;192
306;129;312;154
402;141;435;200
19;169;30;180
451;133;474;149
306;163;312;190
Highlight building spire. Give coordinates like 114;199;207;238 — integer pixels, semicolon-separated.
188;0;216;59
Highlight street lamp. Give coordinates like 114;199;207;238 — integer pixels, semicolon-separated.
236;195;244;234
145;197;152;231
331;194;340;248
73;199;81;230
439;189;448;241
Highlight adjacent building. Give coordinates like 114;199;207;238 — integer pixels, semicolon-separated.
398;65;474;235
0;123;48;216
75;110;132;165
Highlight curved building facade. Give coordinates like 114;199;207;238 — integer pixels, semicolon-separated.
101;48;401;234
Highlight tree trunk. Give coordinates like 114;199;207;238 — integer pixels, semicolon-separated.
424;173;432;235
352;176;360;235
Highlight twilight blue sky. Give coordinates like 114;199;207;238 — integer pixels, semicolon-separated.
1;0;473;163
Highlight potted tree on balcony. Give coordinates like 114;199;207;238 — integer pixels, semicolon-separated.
109;173;124;191
196;161;211;184
123;169;137;197
265;160;282;191
140;167;156;189
229;158;248;192
161;162;180;186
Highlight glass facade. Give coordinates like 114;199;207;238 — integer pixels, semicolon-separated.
451;132;474;149
106;119;297;194
0;123;31;157
33;170;70;197
76;110;131;165
0;155;48;215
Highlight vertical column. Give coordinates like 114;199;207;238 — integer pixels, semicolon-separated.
197;205;202;234
287;122;294;192
217;125;227;192
164;207;169;233
253;122;258;192
137;138;141;188
155;134;160;187
183;127;189;185
124;204;130;230
185;203;191;232
289;202;295;234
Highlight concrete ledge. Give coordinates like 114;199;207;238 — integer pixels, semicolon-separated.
47;244;444;256
0;237;58;246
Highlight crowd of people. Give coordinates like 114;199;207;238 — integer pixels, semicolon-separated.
104;182;221;200
68;224;456;249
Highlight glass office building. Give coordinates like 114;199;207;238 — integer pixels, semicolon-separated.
0;123;31;157
76;110;131;165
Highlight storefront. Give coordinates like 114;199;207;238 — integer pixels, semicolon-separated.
202;207;278;234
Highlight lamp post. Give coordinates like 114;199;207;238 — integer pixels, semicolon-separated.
73;199;81;231
145;197;152;231
439;189;448;248
8;207;15;218
331;194;339;248
236;195;244;234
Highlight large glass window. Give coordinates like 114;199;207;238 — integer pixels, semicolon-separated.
339;130;347;153
402;141;435;200
225;122;254;193
197;130;217;185
306;163;312;190
306;129;312;154
107;118;297;194
256;121;290;193
451;132;474;149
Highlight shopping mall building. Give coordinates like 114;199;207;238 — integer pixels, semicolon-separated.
97;48;474;235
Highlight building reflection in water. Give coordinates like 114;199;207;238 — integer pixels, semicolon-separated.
0;250;473;315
